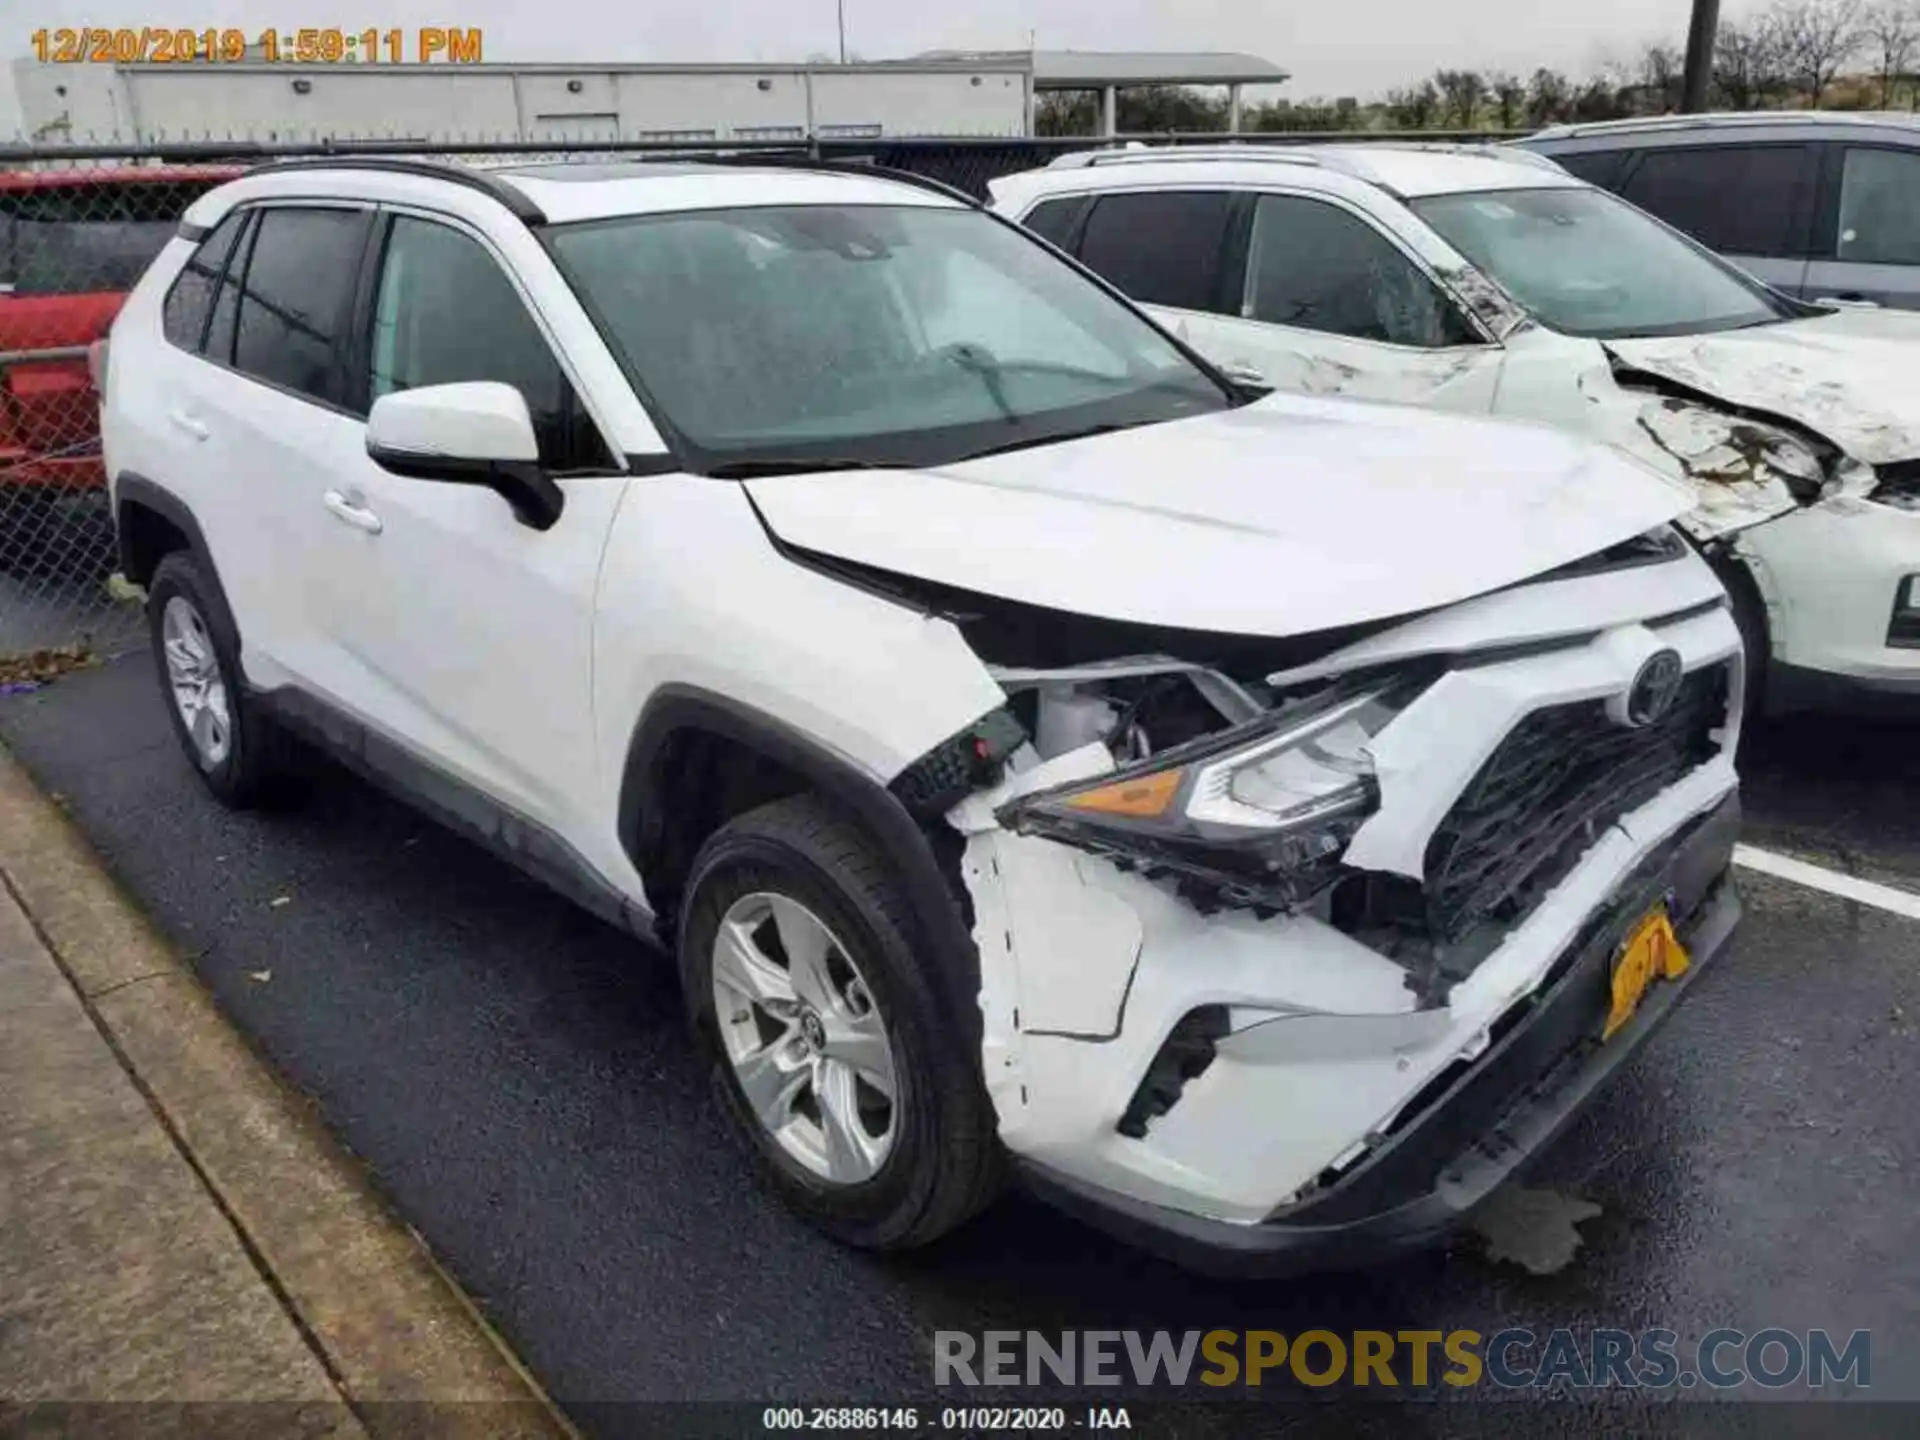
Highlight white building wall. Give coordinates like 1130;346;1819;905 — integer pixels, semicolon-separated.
6;60;1030;145
10;57;129;140
808;70;1027;136
125;69;522;141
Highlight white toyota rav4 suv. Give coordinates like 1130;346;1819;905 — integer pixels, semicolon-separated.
98;155;1744;1273
989;144;1920;719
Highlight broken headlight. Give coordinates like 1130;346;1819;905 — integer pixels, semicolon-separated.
996;683;1411;911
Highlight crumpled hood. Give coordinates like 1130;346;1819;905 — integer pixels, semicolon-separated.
1607;309;1920;466
747;392;1693;638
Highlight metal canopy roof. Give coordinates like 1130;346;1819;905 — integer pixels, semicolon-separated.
1032;50;1288;87
914;49;1289;88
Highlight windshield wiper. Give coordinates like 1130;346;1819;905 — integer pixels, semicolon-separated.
705;457;919;479
942;344;1018;422
954;421;1140;462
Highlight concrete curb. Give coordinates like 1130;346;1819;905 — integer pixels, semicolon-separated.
0;746;579;1439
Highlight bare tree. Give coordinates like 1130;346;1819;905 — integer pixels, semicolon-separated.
1486;70;1527;128
1770;0;1865;105
1525;67;1572;125
1862;0;1920;103
1433;68;1487;126
1385;80;1440;129
1714;16;1793;107
1035;91;1096;135
1639;42;1686;111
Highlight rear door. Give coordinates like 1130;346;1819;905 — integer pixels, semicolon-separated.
162;201;378;695
1801;142;1920;308
1614;142;1817;296
1063;189;1244;353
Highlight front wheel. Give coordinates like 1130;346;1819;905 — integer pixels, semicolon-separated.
1712;554;1771;726
678;795;1001;1251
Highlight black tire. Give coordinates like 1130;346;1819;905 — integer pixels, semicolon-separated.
678;795;1002;1251
1713;554;1771;726
146;550;302;809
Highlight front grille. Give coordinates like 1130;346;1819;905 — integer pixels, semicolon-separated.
1422;663;1729;943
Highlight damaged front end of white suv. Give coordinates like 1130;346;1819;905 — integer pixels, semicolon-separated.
876;533;1743;1274
743;392;1745;1274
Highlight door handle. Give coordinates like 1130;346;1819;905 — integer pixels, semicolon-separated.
323;490;384;534
166;409;208;441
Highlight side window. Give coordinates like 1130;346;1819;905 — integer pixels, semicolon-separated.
1619;144;1814;257
162;210;246;351
1076;191;1235;312
1835;147;1920;265
1243;194;1479;348
1549;149;1631;190
230;206;368;406
1021;196;1086;250
369;215;612;471
203;213;256;366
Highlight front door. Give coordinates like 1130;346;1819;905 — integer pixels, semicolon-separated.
313;209;627;839
1802;143;1920;309
1172;191;1503;412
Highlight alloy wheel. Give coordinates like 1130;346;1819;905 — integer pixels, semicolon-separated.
161;594;232;768
710;891;900;1184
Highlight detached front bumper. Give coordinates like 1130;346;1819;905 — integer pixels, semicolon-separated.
1015;790;1742;1278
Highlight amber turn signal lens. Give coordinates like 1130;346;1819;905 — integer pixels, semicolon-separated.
1061;767;1182;819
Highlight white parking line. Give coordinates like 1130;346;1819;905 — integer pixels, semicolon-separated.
1733;844;1920;922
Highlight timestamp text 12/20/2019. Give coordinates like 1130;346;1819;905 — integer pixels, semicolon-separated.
29;27;484;64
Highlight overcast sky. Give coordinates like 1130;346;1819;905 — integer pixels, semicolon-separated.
6;0;1757;132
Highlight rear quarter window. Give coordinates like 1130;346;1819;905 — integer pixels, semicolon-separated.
0;180;216;295
1021;196;1090;250
1546;149;1632;190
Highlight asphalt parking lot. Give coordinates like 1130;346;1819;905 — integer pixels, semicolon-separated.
1;652;1915;1430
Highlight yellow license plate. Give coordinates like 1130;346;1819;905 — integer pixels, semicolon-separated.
1603;906;1691;1041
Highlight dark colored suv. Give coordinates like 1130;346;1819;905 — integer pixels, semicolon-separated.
1520;113;1920;310
1;165;241;564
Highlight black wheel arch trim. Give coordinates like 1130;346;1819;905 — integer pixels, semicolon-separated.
619;685;989;1037
114;472;213;581
114;473;260;685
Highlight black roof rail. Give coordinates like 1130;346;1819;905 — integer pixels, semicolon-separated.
630;149;985;207
241;154;547;224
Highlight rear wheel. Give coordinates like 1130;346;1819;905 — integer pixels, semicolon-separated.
147;551;301;808
678;795;1001;1251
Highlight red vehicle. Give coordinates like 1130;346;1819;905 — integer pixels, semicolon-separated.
2;165;243;563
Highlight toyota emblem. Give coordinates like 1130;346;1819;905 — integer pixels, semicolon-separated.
1623;648;1685;728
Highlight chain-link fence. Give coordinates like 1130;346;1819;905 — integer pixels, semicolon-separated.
0;130;1527;667
0;165;217;668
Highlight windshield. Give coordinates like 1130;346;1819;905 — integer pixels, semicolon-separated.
1409;187;1792;340
545;203;1232;471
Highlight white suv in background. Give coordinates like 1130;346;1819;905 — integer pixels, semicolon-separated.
990;145;1920;718
98;154;1743;1273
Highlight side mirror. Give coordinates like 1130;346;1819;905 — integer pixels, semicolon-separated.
365;381;565;531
